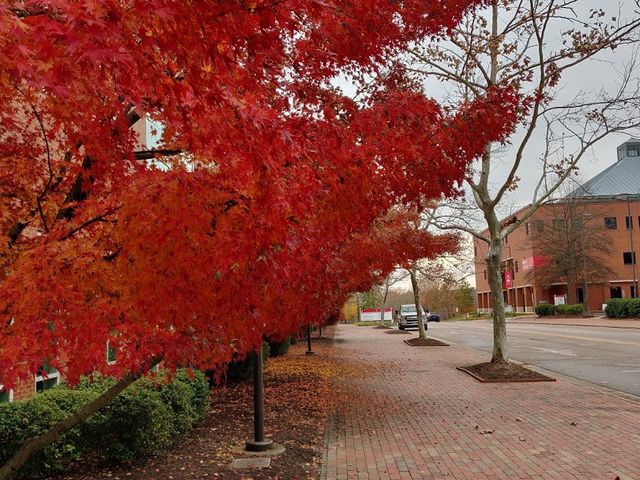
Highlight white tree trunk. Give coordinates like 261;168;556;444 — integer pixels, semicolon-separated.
409;267;427;340
486;237;508;363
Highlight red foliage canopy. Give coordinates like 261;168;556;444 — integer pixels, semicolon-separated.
0;0;520;387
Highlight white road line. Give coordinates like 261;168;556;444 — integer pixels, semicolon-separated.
530;347;578;356
447;324;640;347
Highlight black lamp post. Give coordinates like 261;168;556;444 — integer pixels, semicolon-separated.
245;348;273;452
305;324;314;356
627;196;638;297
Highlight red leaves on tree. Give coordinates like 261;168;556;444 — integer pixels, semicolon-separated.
0;0;521;388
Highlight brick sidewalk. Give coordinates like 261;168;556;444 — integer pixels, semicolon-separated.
321;325;640;480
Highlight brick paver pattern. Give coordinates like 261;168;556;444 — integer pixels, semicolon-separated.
321;325;640;480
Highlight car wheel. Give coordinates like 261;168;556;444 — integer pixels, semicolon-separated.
399;325;404;330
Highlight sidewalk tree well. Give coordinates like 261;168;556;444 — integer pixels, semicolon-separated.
0;1;521;476
401;0;640;363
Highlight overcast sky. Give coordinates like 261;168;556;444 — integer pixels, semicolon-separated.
336;0;640;292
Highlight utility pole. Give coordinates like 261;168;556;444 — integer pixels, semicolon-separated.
580;216;590;316
627;196;638;297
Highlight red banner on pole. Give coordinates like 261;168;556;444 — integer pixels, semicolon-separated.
503;271;513;289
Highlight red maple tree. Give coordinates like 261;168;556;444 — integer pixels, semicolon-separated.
0;1;522;474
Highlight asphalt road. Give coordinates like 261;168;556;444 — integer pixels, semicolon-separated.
425;320;640;397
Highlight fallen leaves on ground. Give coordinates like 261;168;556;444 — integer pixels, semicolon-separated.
50;328;356;480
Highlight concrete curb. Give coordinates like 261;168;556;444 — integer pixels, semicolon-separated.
508;320;640;330
426;333;640;405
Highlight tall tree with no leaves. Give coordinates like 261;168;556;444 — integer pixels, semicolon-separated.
403;0;640;363
527;198;614;307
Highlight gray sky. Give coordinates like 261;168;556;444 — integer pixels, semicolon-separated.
336;0;640;291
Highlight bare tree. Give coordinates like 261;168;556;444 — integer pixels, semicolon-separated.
403;0;640;363
420;275;475;319
407;262;429;339
527;197;614;308
377;271;409;323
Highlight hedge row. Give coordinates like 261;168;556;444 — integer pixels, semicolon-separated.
269;337;291;357
605;298;640;318
215;338;291;385
0;369;209;478
535;304;583;316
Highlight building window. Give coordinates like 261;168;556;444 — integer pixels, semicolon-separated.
515;261;519;273
35;363;60;393
525;222;530;235
107;343;117;364
0;386;11;403
504;235;508;244
604;217;617;229
632;285;637;298
535;220;544;233
629;147;640;157
610;286;623;299
627;216;633;229
473;245;477;257
624;252;637;264
483;270;487;280
553;219;565;230
577;288;584;304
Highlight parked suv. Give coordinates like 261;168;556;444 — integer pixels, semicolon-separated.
395;304;440;329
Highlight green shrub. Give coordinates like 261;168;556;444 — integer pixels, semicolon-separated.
0;387;98;478
535;304;556;316
0;368;210;477
555;304;583;315
177;369;210;423
627;298;640;318
606;298;640;318
268;337;291;357
224;342;269;383
84;378;174;461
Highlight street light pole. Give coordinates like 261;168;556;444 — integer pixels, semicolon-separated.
580;218;590;316
246;348;273;452
627;196;638;298
305;324;314;356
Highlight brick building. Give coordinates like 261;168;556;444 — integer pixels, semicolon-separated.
475;139;640;313
0;120;149;404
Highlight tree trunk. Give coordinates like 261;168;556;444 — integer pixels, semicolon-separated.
486;237;508;363
0;359;160;480
409;267;427;340
379;278;390;324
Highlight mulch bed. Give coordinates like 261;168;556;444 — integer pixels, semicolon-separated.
384;329;411;335
50;333;347;480
457;362;556;383
373;325;392;329
403;337;449;346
